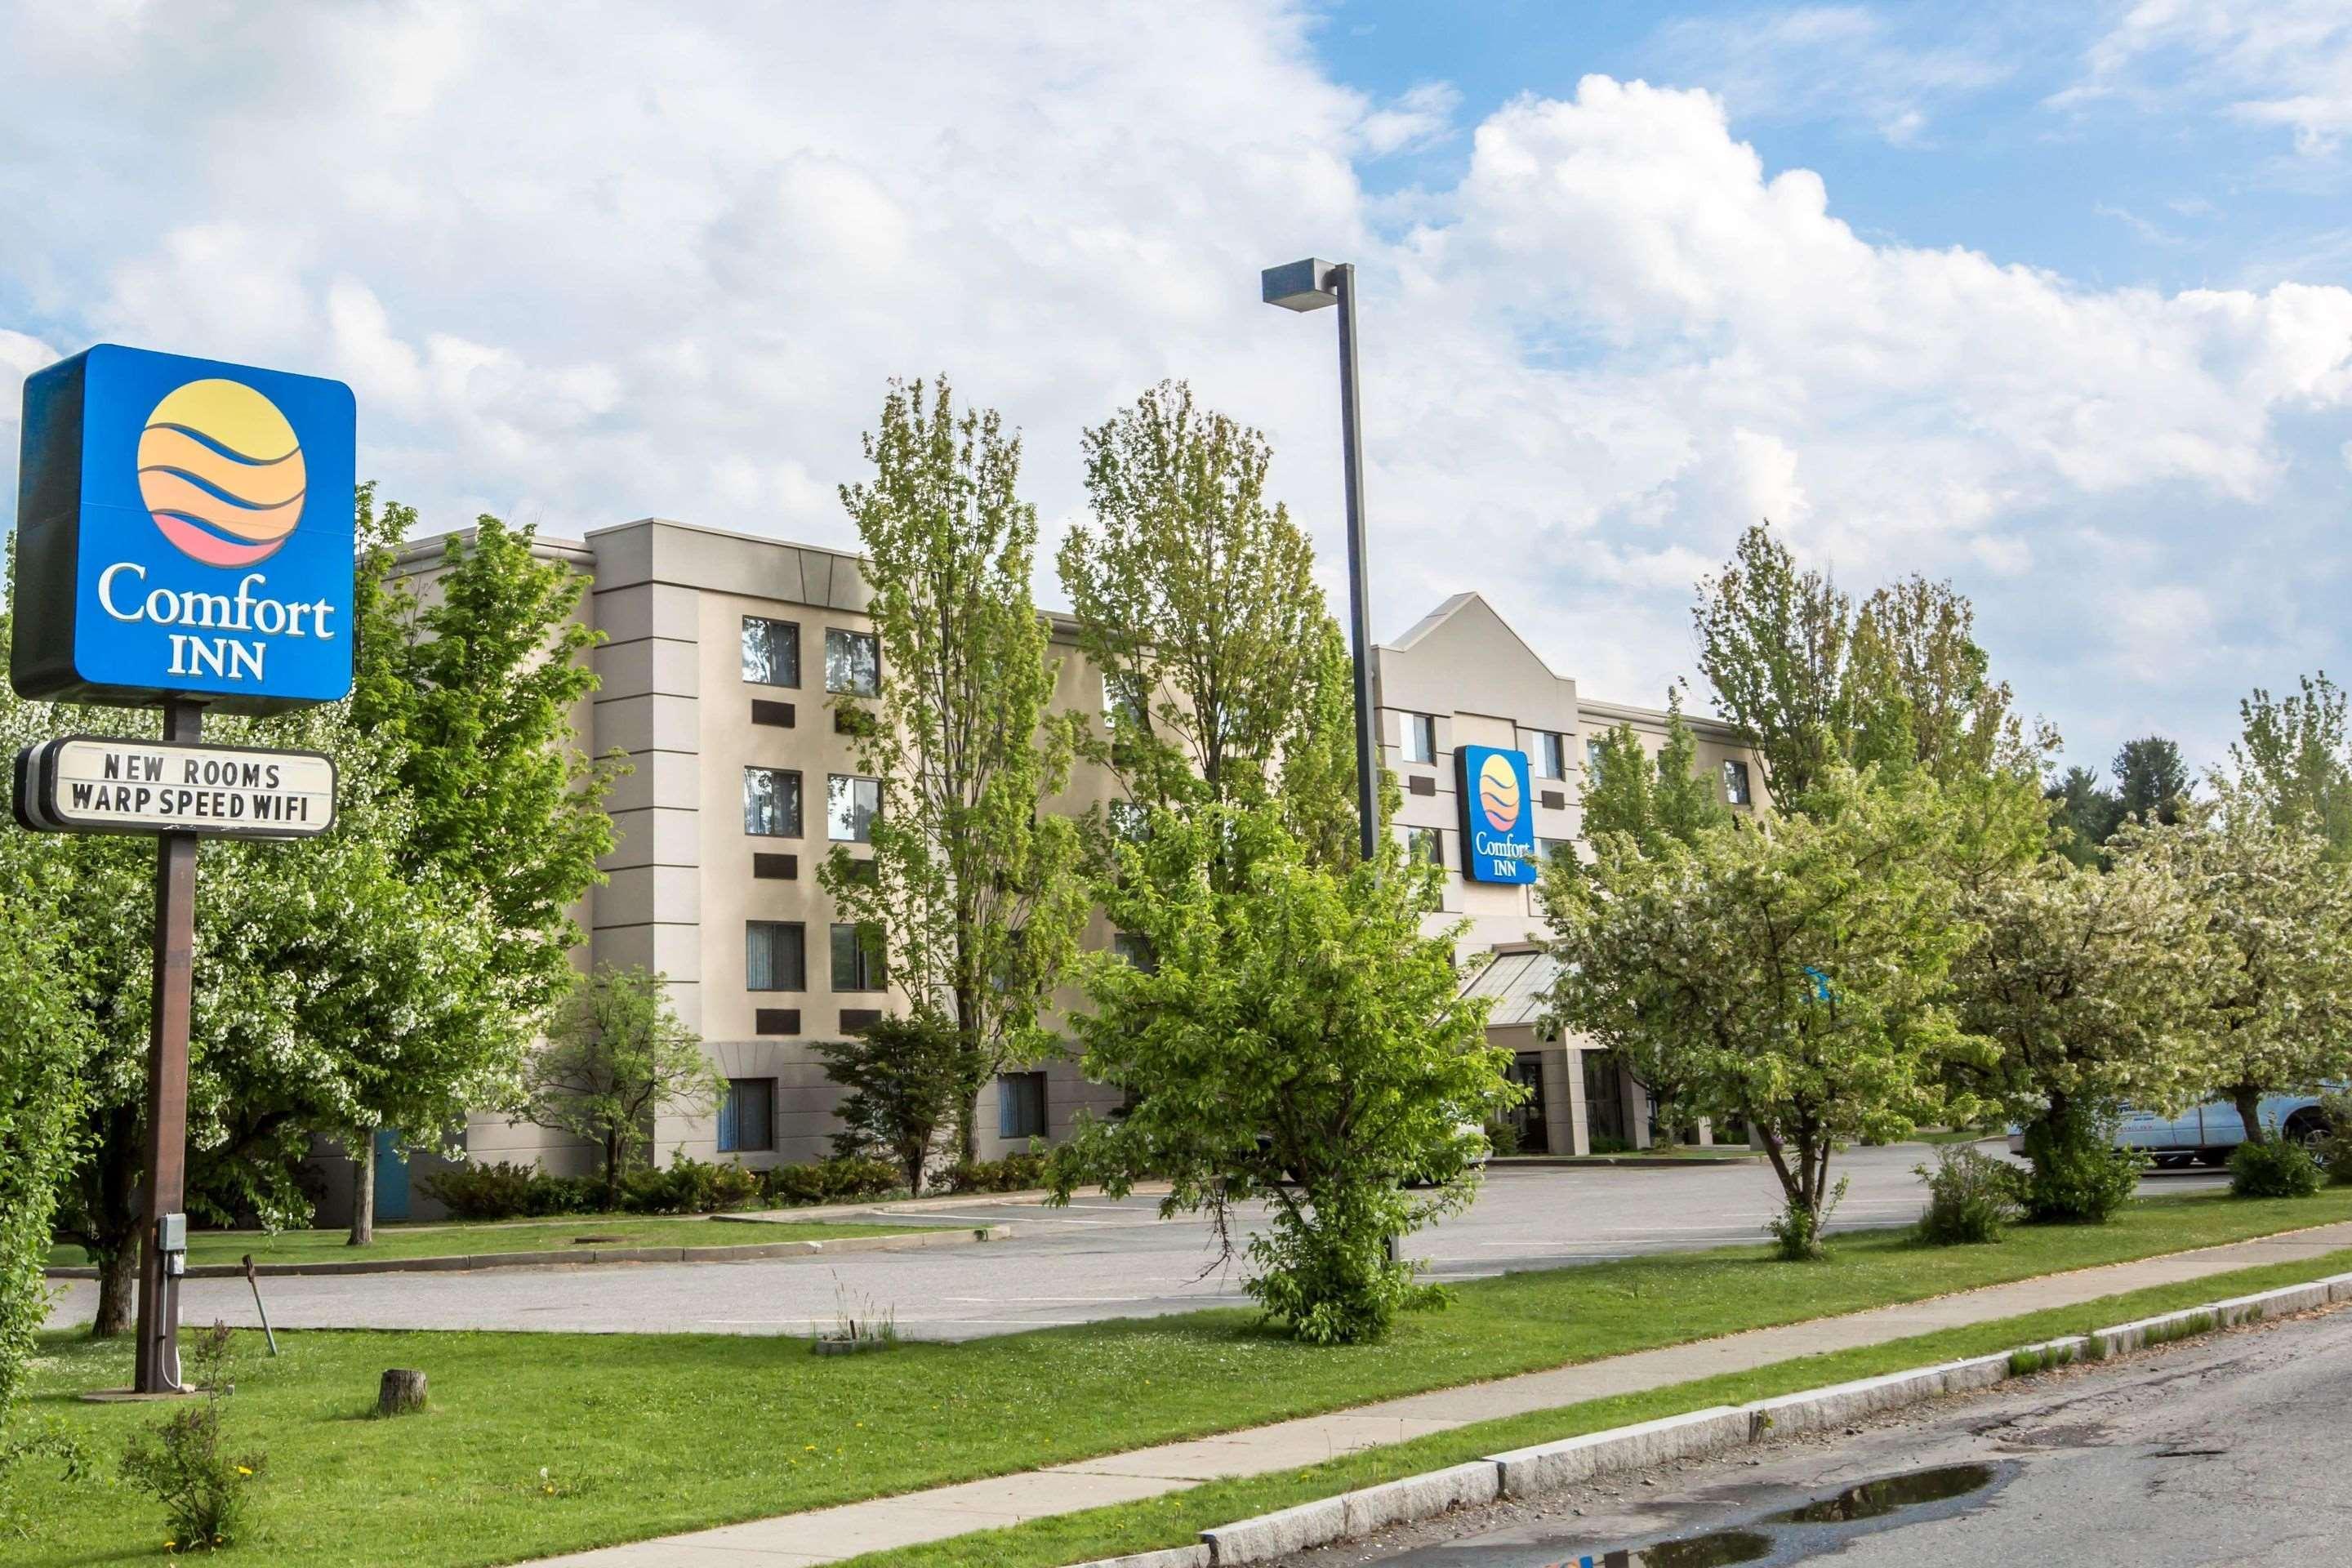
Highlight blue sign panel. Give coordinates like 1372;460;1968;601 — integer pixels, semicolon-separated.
1455;744;1539;884
12;344;355;714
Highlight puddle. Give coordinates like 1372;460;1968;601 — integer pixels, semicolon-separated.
1503;1462;2010;1568
1765;1463;1996;1525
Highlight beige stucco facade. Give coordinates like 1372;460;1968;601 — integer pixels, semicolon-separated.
333;516;1765;1212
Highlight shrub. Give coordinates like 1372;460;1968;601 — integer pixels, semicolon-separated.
2230;1136;2321;1199
417;1160;537;1221
524;1174;608;1217
1914;1144;2025;1245
759;1156;901;1208
2316;1091;2352;1187
617;1153;761;1215
947;1151;1048;1194
2018;1111;2141;1224
1766;1176;1847;1262
118;1323;264;1552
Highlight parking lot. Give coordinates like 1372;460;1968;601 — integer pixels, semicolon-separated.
47;1143;2221;1341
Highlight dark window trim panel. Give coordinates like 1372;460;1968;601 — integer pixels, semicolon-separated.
755;1008;801;1036
839;1009;883;1035
753;853;799;880
751;699;796;728
1407;774;1437;796
1540;790;1566;809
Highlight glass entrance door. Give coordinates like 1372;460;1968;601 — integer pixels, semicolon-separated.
1505;1052;1550;1155
1582;1050;1628;1150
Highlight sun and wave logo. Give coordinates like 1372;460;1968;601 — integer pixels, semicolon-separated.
1477;751;1522;833
135;379;306;568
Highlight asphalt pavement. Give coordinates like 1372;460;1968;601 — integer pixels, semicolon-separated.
1302;1281;2347;1568
45;1142;2222;1340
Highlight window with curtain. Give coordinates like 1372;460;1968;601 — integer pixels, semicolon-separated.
741;617;800;687
742;768;803;836
746;921;805;991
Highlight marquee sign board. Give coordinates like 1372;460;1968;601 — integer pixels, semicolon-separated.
11;344;356;714
13;735;336;840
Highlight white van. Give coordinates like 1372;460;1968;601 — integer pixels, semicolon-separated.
2007;1093;2335;1168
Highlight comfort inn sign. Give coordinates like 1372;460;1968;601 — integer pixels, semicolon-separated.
11;344;356;714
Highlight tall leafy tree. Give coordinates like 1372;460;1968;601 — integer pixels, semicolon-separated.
1694;523;2049;811
20;699;516;1334
0;872;89;1406
2113;736;2191;827
823;378;1088;1165
1546;768;1975;1258
341;490;620;1241
1060;381;1354;863
1692;523;1855;808
2230;673;2352;859
1051;804;1509;1343
1949;856;2212;1221
2118;788;2352;1147
1576;688;1732;856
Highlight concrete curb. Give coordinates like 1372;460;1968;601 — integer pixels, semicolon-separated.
43;1223;1011;1281
1082;1267;2352;1568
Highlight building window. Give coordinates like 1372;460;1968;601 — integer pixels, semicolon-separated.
1405;826;1443;867
831;922;887;991
1107;799;1151;844
998;1071;1047;1139
1111;931;1157;973
717;1078;775;1153
825;628;880;696
1722;759;1753;806
827;775;880;842
1585;737;1605;780
743;767;803;836
1537;836;1572;864
1533;732;1566;780
1103;673;1148;728
746;921;805;991
741;617;800;687
1401;712;1437;764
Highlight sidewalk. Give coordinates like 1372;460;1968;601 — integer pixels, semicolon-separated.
535;1219;2352;1566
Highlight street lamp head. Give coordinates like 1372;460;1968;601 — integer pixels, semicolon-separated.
1262;257;1339;312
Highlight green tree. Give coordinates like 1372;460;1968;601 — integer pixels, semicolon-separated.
2113;736;2191;827
822;378;1089;1164
520;964;723;1200
4;681;523;1334
2118;789;2352;1149
1545;768;1976;1258
1050;805;1512;1343
1948;857;2212;1221
1060;381;1355;863
1694;524;2049;811
1576;688;1732;855
0;878;88;1407
811;1015;982;1196
345;491;621;1240
2043;765;2123;868
2230;673;2352;859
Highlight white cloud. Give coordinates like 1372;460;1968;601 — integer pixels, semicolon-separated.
1644;4;2015;145
2;8;2349;772
2063;1;2352;156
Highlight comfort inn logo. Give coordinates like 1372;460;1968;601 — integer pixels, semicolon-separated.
1456;743;1538;885
11;344;356;715
136;379;307;568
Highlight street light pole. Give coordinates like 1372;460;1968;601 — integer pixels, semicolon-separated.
1263;257;1380;866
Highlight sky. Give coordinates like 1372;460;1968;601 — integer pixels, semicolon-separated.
5;2;2352;779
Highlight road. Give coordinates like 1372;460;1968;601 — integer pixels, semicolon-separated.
1301;1286;2348;1567
45;1142;2220;1340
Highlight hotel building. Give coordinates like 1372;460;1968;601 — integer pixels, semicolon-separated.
321;517;1765;1221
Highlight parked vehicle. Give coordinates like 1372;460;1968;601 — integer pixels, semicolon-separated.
2006;1091;2336;1168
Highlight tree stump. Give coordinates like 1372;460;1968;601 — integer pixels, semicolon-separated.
376;1369;428;1416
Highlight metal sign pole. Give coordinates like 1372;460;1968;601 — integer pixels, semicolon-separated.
131;697;201;1394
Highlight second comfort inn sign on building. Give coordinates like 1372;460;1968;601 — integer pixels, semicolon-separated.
13;344;355;713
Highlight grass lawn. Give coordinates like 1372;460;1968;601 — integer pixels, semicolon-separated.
865;1241;2352;1568
44;1214;931;1271
11;1186;2352;1567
